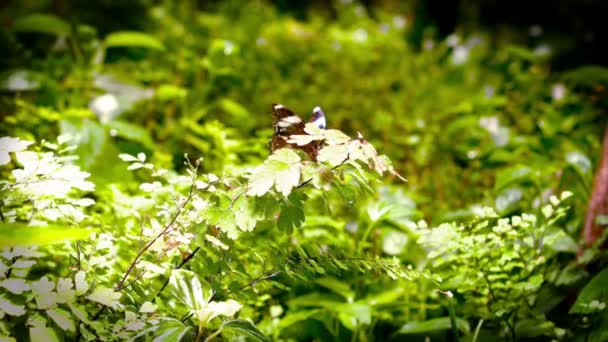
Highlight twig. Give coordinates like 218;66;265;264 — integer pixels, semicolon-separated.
115;182;195;291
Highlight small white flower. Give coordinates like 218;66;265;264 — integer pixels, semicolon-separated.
552;83;567;101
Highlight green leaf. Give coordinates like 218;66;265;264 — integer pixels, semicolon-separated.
0;223;96;247
29;325;60;342
494;165;535;191
277;204;304;233
277;309;324;329
277;192;306;232
318;144;349;166
397;317;470;335
147;318;192;342
60;119;106;169
315;277;354;301
86;287;122;309
0;294;26;316
105;120;155;150
219;319;270;342
46;308;75;332
168;270;210;312
247;149;302;197
13;14;70;36
570;267;608;314
105;31;165;51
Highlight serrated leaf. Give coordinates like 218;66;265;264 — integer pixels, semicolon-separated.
13;13;70;36
46;308;75;332
318;144;349;166
278;204;304;233
105;31;165;51
219;319;270;342
86;287;122;309
247;149;302;197
323;129;351;145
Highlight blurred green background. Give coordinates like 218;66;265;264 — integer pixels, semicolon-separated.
1;1;607;340
1;0;606;222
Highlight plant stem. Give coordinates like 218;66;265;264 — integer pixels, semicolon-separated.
115;183;195;291
472;319;484;342
445;291;460;342
203;328;222;342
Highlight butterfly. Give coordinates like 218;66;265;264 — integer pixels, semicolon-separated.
270;103;326;160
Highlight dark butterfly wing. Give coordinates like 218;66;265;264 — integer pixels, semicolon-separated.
270;103;326;161
272;103;306;136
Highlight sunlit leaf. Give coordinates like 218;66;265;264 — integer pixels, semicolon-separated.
13;13;70;36
397;317;470;335
46;308;75;332
0;223;96;248
219;319;270;342
105;31;165;51
168;270;210;312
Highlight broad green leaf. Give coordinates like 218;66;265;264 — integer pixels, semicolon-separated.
0;223;96;247
336;302;372;329
46;308;75;332
168;269;210;312
151;319;192;342
105;120;155;149
315;277;354;301
60;119;106;169
13;14;70;36
494;165;535;191
219;319;270;342
105;31;165;51
570;267;608;314
29;325;59;342
397;317;470;335
277;309;324;329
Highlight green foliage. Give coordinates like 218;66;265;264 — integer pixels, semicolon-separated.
419;193;575;339
0;1;606;341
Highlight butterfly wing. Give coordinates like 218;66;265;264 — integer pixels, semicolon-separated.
270;104;326;161
310;106;326;129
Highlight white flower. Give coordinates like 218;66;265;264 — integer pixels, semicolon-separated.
552;83;567;101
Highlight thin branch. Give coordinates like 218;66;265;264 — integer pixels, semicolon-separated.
115;182;196;291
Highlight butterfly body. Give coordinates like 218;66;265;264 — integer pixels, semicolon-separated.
270;103;326;160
